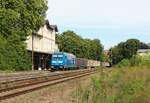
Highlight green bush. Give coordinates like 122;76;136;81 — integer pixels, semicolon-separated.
0;36;31;71
117;59;130;68
130;55;150;67
0;0;47;71
130;56;142;66
116;55;150;68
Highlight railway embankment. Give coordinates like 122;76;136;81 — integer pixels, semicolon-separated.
0;68;99;102
1;67;149;103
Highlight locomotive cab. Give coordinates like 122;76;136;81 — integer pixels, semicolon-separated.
51;52;76;71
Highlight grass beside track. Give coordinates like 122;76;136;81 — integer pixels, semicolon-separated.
71;67;150;103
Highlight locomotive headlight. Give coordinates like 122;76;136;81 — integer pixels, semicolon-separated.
58;61;63;63
52;61;56;63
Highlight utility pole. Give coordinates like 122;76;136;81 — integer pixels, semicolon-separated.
32;32;34;71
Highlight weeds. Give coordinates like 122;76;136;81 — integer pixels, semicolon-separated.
117;55;150;68
71;67;150;103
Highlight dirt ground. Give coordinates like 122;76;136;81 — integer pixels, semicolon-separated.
0;73;99;103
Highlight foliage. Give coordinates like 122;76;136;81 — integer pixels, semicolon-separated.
72;67;150;103
56;31;103;60
110;39;140;65
100;52;110;62
116;55;150;68
123;39;140;58
117;59;130;68
0;0;48;71
0;36;32;71
139;42;150;49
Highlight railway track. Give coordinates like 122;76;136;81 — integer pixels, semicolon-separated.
0;71;50;81
0;69;98;101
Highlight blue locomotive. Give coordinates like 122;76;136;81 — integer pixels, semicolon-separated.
50;52;101;71
51;52;76;71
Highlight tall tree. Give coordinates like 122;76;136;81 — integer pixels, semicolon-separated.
0;0;48;70
123;39;140;59
110;39;140;65
56;30;103;60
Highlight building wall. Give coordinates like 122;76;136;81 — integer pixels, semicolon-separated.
26;25;59;53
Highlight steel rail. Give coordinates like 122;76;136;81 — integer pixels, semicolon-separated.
0;69;98;101
0;70;89;93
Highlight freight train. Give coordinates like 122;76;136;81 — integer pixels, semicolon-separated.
50;52;101;71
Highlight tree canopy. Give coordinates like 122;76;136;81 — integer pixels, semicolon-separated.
139;42;150;49
110;39;141;65
0;0;48;71
56;31;103;60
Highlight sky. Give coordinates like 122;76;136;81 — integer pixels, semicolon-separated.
47;0;150;49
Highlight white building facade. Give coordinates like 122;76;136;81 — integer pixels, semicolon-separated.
26;20;59;70
26;20;59;53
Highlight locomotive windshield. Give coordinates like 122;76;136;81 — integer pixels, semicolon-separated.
52;54;63;61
